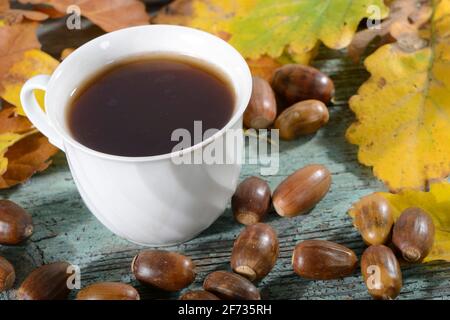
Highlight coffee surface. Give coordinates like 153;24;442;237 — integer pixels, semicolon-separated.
68;56;234;157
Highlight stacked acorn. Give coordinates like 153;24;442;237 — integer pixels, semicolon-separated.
351;194;435;299
244;64;333;139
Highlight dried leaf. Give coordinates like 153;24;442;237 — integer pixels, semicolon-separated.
0;132;28;175
0;104;58;188
0;0;9;13
1;0;50;24
349;0;432;61
0;9;49;25
0;21;41;92
349;182;450;262
33;5;67;19
246;56;282;82
0;49;59;115
0;105;36;176
19;0;149;32
0;132;59;189
346;0;450;191
0;103;34;134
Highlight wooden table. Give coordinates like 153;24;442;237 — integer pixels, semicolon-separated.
1;1;450;300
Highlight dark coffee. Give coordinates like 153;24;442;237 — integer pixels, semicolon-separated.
68;55;235;157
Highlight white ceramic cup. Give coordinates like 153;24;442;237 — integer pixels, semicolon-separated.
20;25;252;246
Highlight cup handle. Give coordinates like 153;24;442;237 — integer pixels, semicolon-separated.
20;75;65;151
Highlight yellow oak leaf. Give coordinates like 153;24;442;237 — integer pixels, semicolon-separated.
346;0;450;191
0;105;37;176
228;0;389;60
0;104;58;189
349;182;450;262
153;0;322;72
0;49;59;115
0;132;28;175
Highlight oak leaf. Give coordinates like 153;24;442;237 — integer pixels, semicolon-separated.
153;0;289;78
0;49;59;115
0;131;59;189
0;21;41;91
348;0;432;61
154;0;388;78
349;182;450;262
346;0;450;191
19;0;150;32
0;105;58;189
228;0;389;60
0;0;9;13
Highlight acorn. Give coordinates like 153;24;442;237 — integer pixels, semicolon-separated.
231;177;271;225
292;240;358;280
271;64;335;105
0;200;33;245
274;99;329;140
361;245;402;300
0;256;15;292
231;223;278;281
132;250;195;292
350;194;394;245
17;262;72;300
392;207;435;263
203;271;260;300
272;164;331;217
76;282;140;300
244;76;277;129
179;290;220;300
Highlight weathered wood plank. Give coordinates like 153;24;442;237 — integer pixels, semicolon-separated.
1;3;450;300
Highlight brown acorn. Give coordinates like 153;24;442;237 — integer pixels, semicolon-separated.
350;194;394;245
392;207;435;262
0;256;15;292
76;282;140;300
179;290;220;300
131;250;195;292
203;271;260;300
271;64;335;105
231;177;271;225
292;240;358;280
274;100;329;140
244;76;277;129
361;245;402;300
231;223;279;281
17;261;72;300
272;164;331;217
0;200;33;245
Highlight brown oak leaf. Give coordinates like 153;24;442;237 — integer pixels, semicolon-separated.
0;103;34;134
0;0;9;12
0;132;59;189
348;0;432;61
19;0;150;32
0;105;59;189
0;21;41;92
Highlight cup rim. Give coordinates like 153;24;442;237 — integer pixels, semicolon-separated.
46;25;252;162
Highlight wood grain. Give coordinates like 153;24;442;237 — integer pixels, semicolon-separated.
1;1;450;300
